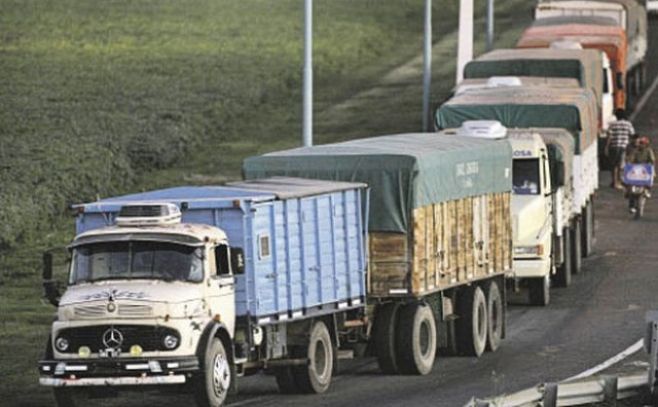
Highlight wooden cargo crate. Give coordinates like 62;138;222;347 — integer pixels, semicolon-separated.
368;192;512;297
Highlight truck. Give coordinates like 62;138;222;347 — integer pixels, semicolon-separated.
516;19;628;110
435;84;599;304
535;0;648;95
39;177;369;406
462;47;612;130
451;121;577;305
243;132;514;370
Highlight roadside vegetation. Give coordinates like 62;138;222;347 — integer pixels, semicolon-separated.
0;0;534;404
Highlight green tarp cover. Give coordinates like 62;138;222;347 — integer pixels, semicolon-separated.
243;133;512;233
463;48;603;105
435;86;598;154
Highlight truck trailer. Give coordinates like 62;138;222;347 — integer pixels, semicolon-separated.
516;20;628;110
244;131;514;372
39;178;369;406
462;47;612;130
435;85;599;304
535;0;648;94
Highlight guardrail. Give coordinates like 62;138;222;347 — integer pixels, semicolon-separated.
464;372;647;406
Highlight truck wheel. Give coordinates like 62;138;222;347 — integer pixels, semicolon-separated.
395;302;437;375
292;320;334;394
274;367;299;394
528;275;550;306
194;337;231;407
486;281;503;352
53;388;87;407
554;227;572;288
456;286;488;357
582;200;594;257
571;219;582;274
373;302;401;374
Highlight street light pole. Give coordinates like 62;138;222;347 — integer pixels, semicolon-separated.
456;0;473;84
486;0;494;51
422;0;432;132
303;0;313;147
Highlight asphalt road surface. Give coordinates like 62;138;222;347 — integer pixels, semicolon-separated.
82;18;658;407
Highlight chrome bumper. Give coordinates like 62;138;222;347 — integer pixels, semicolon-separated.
40;375;186;387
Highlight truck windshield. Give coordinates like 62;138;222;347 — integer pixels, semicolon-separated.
513;159;541;195
69;241;204;284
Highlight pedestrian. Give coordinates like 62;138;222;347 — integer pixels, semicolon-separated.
605;108;635;189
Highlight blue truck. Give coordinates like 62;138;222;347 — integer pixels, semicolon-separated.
39;177;368;406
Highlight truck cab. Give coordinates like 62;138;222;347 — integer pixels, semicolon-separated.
510;133;555;306
40;203;241;405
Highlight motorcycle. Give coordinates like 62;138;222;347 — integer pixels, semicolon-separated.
623;163;655;219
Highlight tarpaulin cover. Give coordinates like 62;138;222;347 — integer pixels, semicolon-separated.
243;133;512;233
463;48;603;105
532;15;618;27
435;86;598;153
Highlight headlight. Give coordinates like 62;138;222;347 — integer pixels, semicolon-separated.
55;336;69;352
514;245;544;256
163;334;179;350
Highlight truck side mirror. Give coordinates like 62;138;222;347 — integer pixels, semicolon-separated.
231;248;245;275
616;72;624;90
42;251;61;307
553;162;566;187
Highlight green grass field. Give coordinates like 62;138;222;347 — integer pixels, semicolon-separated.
0;0;534;405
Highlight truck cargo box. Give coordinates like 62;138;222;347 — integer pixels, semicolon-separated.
435;85;598;215
243;133;513;297
463;48;604;108
73;178;367;321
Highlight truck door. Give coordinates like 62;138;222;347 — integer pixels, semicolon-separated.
209;244;236;332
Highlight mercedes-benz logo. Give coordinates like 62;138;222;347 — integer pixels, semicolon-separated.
102;327;124;349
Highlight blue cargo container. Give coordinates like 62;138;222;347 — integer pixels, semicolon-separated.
73;177;368;321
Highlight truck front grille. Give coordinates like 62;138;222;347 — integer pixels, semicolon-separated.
56;325;180;353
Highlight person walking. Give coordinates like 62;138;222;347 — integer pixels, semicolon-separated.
605;108;635;189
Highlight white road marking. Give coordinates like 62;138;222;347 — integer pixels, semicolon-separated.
564;338;644;382
630;72;658;121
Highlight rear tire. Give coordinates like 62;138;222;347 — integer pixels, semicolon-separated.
292;320;334;394
636;196;646;219
374;302;401;374
554;228;572;288
528;275;550;306
194;338;231;407
456;286;488;357
582;200;594;257
486;281;503;352
571;219;582;274
395;302;437;375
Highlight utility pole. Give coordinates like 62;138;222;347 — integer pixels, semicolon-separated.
456;0;474;84
486;0;495;51
303;0;313;147
422;0;432;132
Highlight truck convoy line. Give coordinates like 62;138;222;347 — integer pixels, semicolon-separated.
36;0;650;406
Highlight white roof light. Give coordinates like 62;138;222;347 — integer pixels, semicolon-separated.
458;121;508;139
550;40;583;50
116;203;182;227
486;76;523;88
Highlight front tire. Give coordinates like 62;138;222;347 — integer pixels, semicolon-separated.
395;302;437;375
374;302;401;374
456;285;488;357
292;320;334;394
554;228;572;288
194;338;231;407
582;200;594;257
571;219;582;274
528;275;550;306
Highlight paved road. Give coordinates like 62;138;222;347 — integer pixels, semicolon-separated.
222;19;658;407
80;19;658;407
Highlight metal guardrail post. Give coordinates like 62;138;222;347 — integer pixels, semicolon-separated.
543;382;558;407
602;375;618;405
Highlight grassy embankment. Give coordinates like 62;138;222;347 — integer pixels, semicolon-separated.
0;0;533;405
